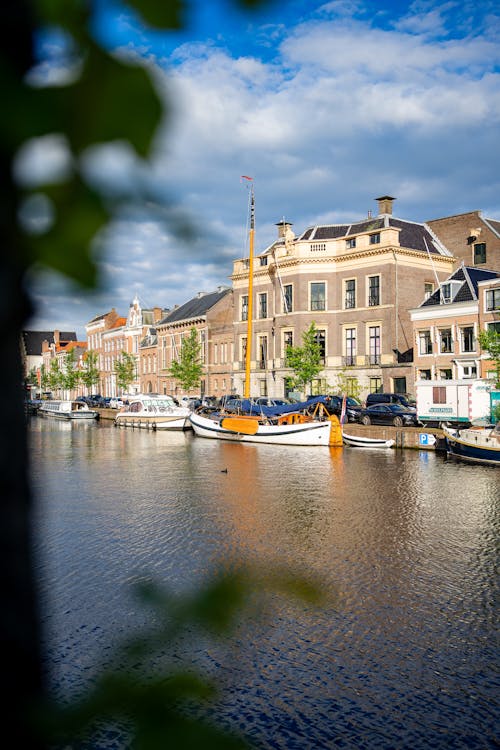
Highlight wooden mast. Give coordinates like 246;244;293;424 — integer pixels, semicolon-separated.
244;187;255;398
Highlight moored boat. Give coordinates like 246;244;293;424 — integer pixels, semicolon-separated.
442;423;500;467
342;432;395;449
115;395;191;430
190;406;334;446
39;400;98;420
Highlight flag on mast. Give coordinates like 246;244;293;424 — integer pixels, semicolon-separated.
340;395;347;425
240;175;253;181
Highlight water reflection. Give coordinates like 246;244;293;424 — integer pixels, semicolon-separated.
29;419;499;749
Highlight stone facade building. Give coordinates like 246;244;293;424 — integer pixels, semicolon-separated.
156;288;233;399
231;196;455;400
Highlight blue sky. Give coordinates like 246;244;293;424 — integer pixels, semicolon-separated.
22;0;500;337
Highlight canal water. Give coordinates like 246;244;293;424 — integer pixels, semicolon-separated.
29;418;498;749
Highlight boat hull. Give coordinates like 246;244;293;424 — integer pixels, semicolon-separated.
39;401;98;420
115;414;189;430
442;425;500;467
342;432;394;448
190;411;331;446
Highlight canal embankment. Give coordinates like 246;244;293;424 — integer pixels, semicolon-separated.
96;408;446;451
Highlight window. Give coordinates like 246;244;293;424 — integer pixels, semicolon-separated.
439;328;453;353
441;283;451;303
433;386;447;404
260;256;268;266
283;284;293;313
461;326;474;353
258;336;267;369
393;377;407;394
487;321;500;334
369;233;381;245
419;369;431;380
258;292;267;319
241;337;247;363
259;379;268;396
474;243;486;264
486;288;500;311
283;331;293;364
439;368;453;380
314;329;326;361
310;282;326;311
369;326;381;364
462;364;477;378
345;328;356;366
370;377;382;393
419;330;432;355
345;279;356;309
368;276;380;306
241;295;248;321
424;283;434;300
346;238;356;249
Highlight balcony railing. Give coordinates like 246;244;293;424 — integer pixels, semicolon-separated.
342;356;356;367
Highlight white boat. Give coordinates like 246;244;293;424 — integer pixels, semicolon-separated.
115;395;191;430
190;409;333;446
442;423;500;467
342;432;395;449
38;400;98;420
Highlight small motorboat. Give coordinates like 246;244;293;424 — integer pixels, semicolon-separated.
342;432;395;449
38;400;98;420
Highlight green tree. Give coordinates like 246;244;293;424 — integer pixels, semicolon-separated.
114;351;137;393
26;366;38;387
286;322;324;395
168;327;203;393
48;358;63;396
478;329;500;388
61;348;81;395
80;349;101;393
40;363;49;391
334;370;362;401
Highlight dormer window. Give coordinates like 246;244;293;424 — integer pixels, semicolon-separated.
346;238;356;249
369;233;381;245
441;283;452;303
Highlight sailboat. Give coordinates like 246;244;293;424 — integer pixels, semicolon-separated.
189;185;340;446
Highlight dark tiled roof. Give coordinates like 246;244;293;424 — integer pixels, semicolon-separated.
297;217;444;254
159;288;230;324
421;266;499;307
486;218;500;237
22;330;77;355
389;219;441;254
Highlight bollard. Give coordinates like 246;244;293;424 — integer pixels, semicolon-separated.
329;415;343;447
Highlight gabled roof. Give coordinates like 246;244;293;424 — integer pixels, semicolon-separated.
296;216;449;255
21;330;77;355
159;288;230;325
421;266;499;307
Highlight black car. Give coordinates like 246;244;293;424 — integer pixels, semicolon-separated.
325;395;362;422
357;403;420;427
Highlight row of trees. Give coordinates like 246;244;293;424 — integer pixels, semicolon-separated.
36;349;138;396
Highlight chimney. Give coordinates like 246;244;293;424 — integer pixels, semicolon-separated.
153;306;162;322
276;219;293;238
376;195;395;216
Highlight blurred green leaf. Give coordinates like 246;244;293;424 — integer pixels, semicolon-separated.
26;177;108;286
127;0;185;29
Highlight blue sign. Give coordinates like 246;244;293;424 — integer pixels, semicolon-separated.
419;433;436;446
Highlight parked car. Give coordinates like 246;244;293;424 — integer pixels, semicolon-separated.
325;395;362;422
365;392;416;411
357;403;420;427
253;397;291;407
109;398;124;409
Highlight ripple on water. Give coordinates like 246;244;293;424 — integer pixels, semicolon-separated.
29;421;499;748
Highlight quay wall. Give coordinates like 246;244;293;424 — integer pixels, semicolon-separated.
97;409;446;451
